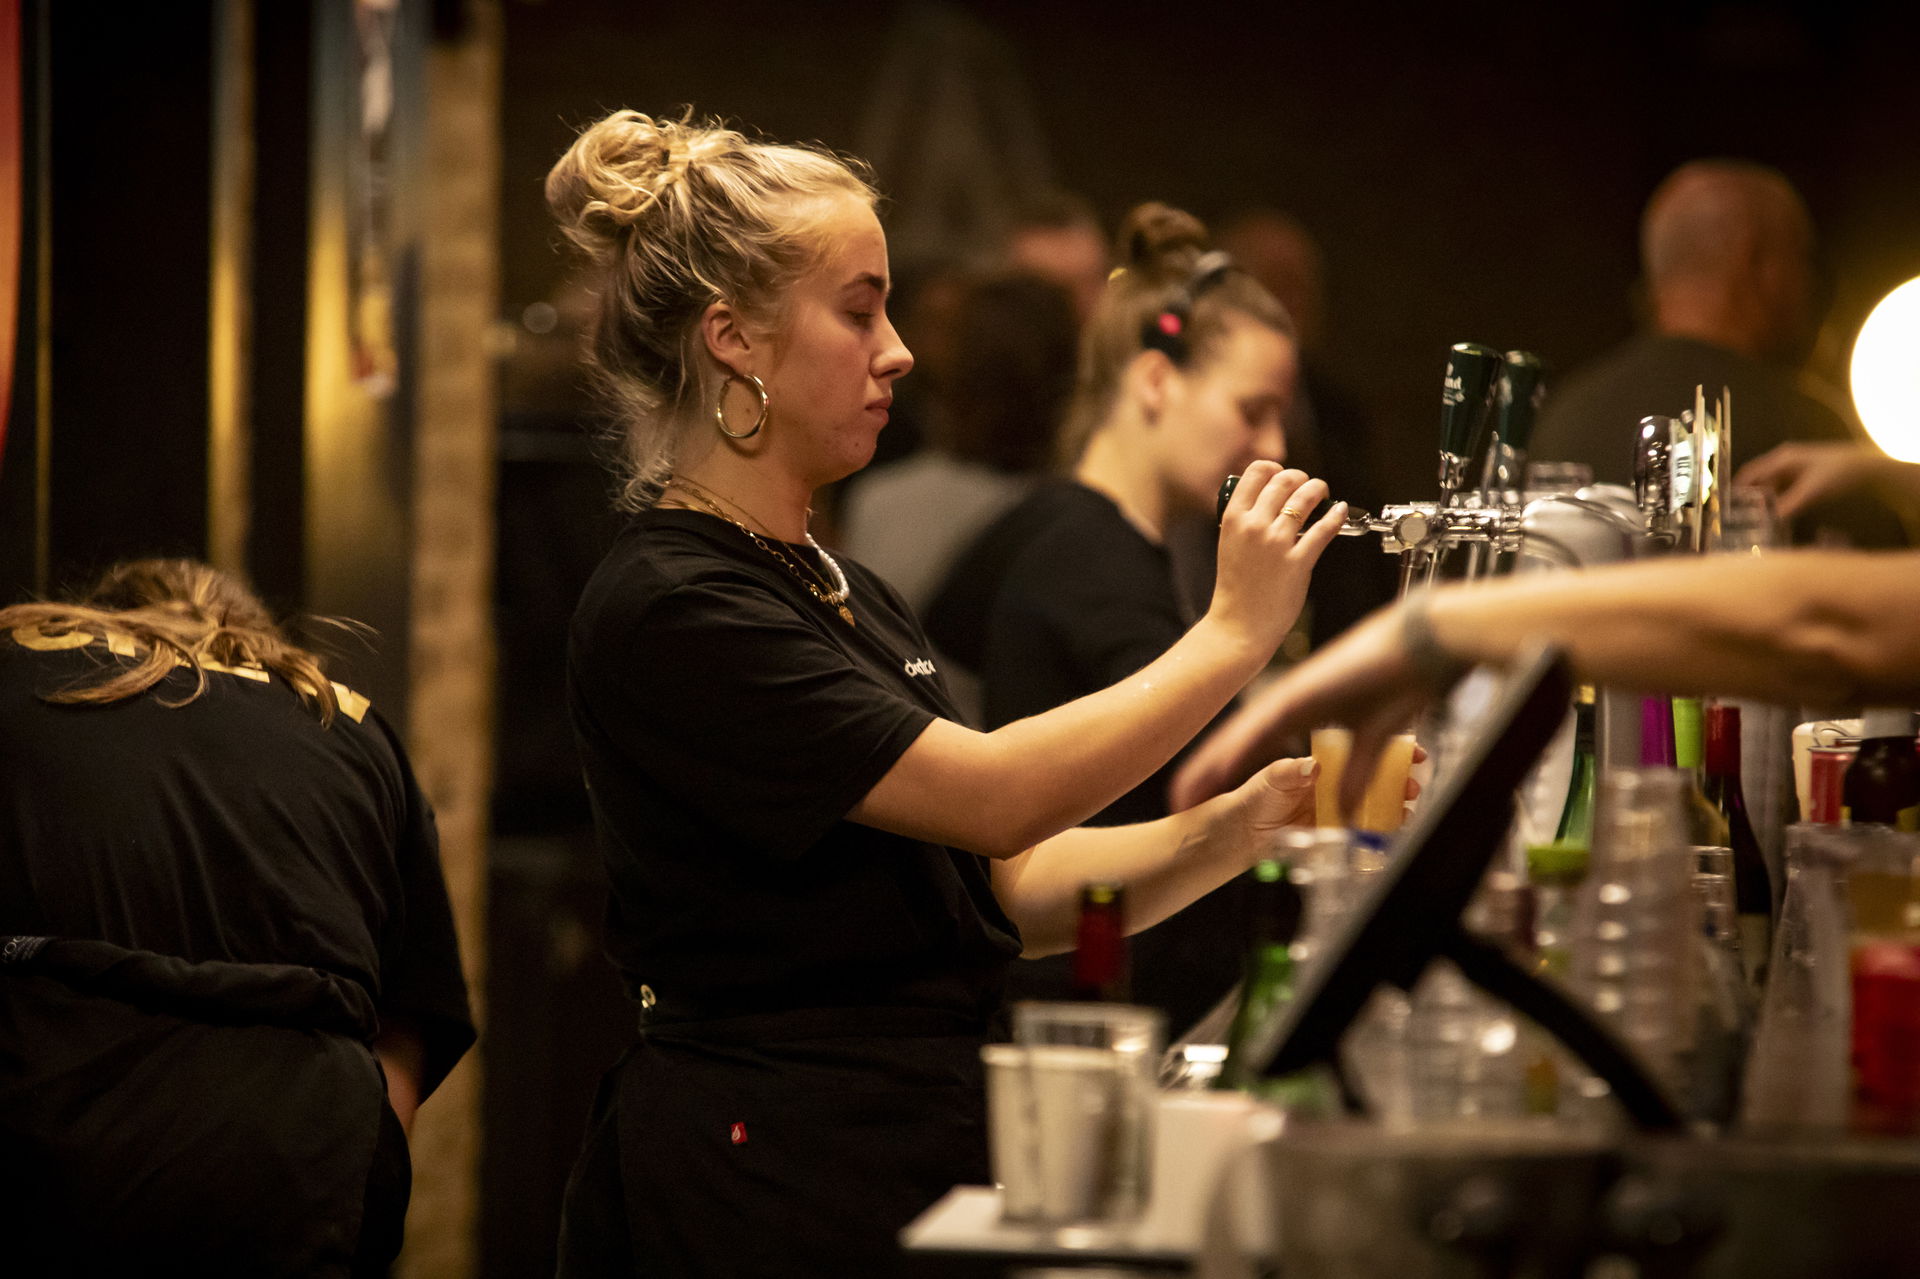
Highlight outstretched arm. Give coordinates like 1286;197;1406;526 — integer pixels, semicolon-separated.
1736;441;1920;522
1172;548;1920;815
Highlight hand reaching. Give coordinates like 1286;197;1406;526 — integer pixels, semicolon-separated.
1735;441;1920;520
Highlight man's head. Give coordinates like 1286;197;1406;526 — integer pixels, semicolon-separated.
1002;191;1110;325
1640;159;1819;365
1218;209;1326;352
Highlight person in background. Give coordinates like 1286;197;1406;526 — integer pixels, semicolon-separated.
1218;207;1396;648
543;110;1345;1275
1532;159;1904;546
1738;439;1920;535
926;201;1303;1035
1002;188;1111;326
0;559;473;1276
1171;547;1920;816
841;271;1078;720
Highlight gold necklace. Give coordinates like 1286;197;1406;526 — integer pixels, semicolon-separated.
665;478;856;628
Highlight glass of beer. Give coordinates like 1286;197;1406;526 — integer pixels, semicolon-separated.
1310;726;1417;835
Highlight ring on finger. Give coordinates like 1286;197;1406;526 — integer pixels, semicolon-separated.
1280;506;1303;520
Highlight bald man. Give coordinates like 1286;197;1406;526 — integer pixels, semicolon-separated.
1532;160;1900;545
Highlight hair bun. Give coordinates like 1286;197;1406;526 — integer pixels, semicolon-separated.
1117;202;1211;282
545;111;733;261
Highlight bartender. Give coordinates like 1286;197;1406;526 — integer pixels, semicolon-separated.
0;560;473;1273
928;198;1299;1034
545;109;1348;1275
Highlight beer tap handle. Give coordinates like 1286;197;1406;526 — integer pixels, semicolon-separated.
1492;350;1545;491
1439;342;1504;503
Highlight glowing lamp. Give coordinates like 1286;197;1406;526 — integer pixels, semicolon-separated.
1850;276;1920;463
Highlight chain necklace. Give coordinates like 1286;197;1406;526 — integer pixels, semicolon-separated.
665;477;856;628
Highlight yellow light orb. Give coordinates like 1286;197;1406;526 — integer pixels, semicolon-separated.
1850;276;1920;463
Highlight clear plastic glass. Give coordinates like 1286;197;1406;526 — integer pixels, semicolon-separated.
1568;769;1695;1095
1714;484;1784;555
1739;824;1855;1133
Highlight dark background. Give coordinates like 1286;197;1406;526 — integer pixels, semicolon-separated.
497;0;1920;506
9;4;1920;1274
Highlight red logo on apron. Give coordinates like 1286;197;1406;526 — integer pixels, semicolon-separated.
729;1122;748;1145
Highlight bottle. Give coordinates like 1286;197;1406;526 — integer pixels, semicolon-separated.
1216;860;1300;1090
1527;840;1589;981
1070;881;1131;1002
1552;686;1598;850
1639;696;1676;767
1703;702;1771;985
1672;697;1731;847
1525;840;1589;1115
1843;708;1920;831
1686;846;1751;1125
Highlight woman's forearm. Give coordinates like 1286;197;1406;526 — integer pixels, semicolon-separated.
992;759;1313;954
853;615;1265;857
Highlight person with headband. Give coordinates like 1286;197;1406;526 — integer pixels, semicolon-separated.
0;559;473;1274
544;111;1347;1273
927;202;1307;1034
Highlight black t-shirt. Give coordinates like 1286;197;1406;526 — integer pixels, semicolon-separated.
928;482;1250;1034
1532;333;1907;547
0;631;475;1095
568;509;1021;1023
935;480;1189;826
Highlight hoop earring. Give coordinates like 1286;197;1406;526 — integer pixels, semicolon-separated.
715;373;769;440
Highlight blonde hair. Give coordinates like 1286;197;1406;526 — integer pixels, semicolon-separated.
1057;202;1293;468
545;110;878;509
0;559;343;723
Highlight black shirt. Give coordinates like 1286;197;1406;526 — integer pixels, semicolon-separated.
934;480;1189;825
928;481;1248;1034
1532;333;1906;547
568;509;1021;1024
0;630;474;1091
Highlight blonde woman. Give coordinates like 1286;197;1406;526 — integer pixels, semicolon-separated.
547;111;1345;1274
0;559;472;1275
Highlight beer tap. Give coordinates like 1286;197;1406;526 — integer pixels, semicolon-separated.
1328;342;1512;595
1464;350;1546;578
1488;351;1545;501
1633;414;1680;548
1436;342;1505;515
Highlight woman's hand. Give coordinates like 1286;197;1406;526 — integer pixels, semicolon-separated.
1207;462;1345;659
1734;441;1919;520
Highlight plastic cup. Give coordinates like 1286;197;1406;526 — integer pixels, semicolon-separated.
1311;727;1417;834
984;1002;1165;1229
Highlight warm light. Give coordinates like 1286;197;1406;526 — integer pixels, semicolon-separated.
1850;277;1920;463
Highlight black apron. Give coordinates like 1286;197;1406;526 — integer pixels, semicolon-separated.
0;937;408;1278
557;1005;995;1278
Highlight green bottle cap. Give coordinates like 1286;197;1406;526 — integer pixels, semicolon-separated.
1527;840;1589;883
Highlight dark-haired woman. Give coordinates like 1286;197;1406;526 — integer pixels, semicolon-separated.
0;559;473;1276
543;111;1344;1275
928;202;1302;1034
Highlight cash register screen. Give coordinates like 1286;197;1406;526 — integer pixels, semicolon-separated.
1252;644;1572;1081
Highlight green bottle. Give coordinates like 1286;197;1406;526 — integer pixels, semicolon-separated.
1553;686;1599;849
1672;697;1732;847
1217;860;1300;1091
